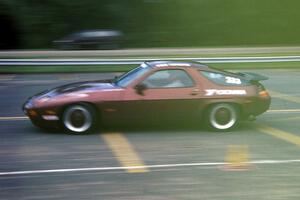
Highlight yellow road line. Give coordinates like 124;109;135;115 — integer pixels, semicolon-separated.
0;75;15;81
57;74;76;80
269;90;300;104
257;124;300;147
102;133;149;173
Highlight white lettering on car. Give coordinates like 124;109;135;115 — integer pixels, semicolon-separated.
225;76;242;84
205;89;247;96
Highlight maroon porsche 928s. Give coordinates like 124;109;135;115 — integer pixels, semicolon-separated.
23;61;271;134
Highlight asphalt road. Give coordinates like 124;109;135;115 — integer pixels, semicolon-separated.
1;69;300;200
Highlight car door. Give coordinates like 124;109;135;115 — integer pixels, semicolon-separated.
121;69;204;125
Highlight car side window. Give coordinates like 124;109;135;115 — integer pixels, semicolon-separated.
142;69;194;88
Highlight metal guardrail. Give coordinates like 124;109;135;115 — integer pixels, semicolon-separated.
1;56;300;66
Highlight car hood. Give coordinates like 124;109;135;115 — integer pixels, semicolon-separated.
55;80;116;93
36;80;118;98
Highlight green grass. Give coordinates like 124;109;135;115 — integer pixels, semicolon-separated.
133;0;300;47
1;62;300;74
2;52;300;59
12;0;300;48
0;65;135;73
211;62;300;70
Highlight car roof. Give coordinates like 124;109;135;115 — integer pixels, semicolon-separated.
144;60;211;70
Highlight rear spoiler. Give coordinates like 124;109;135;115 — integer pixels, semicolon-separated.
237;72;268;81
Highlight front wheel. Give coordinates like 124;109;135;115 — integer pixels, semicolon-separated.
206;103;239;131
62;104;96;134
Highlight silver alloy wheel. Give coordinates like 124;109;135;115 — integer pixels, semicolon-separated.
209;103;237;130
63;105;93;133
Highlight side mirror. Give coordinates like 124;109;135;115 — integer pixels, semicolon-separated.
134;83;147;95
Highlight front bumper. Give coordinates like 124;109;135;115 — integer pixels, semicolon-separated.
23;99;61;129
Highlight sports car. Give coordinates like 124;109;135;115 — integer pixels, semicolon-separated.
23;61;271;134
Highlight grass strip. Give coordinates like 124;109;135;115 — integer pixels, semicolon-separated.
2;52;300;59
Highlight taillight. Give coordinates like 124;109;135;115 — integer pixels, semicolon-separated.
255;82;269;98
259;90;269;98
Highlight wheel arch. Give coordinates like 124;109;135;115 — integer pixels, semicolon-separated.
202;101;242;119
59;101;103;134
202;101;242;131
59;101;102;121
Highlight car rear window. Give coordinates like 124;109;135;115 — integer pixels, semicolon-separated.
200;71;249;86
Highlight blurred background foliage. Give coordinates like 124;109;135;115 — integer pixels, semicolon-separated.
0;0;300;49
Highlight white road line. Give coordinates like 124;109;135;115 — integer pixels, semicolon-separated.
0;116;28;121
266;109;300;113
1;159;300;176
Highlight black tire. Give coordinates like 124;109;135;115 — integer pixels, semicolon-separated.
62;104;96;134
206;103;239;131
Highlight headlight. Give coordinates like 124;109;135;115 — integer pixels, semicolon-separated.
24;100;33;109
23;100;34;115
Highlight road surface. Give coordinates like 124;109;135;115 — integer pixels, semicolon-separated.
1;69;300;199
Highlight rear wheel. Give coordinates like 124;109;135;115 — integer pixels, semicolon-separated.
206;103;239;131
62;104;96;134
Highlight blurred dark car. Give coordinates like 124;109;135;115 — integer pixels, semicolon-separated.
53;29;123;50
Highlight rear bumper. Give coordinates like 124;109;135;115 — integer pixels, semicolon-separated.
241;96;271;118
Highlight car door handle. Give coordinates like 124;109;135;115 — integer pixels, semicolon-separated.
190;89;200;95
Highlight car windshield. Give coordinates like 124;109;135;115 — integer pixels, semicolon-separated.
115;64;151;87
